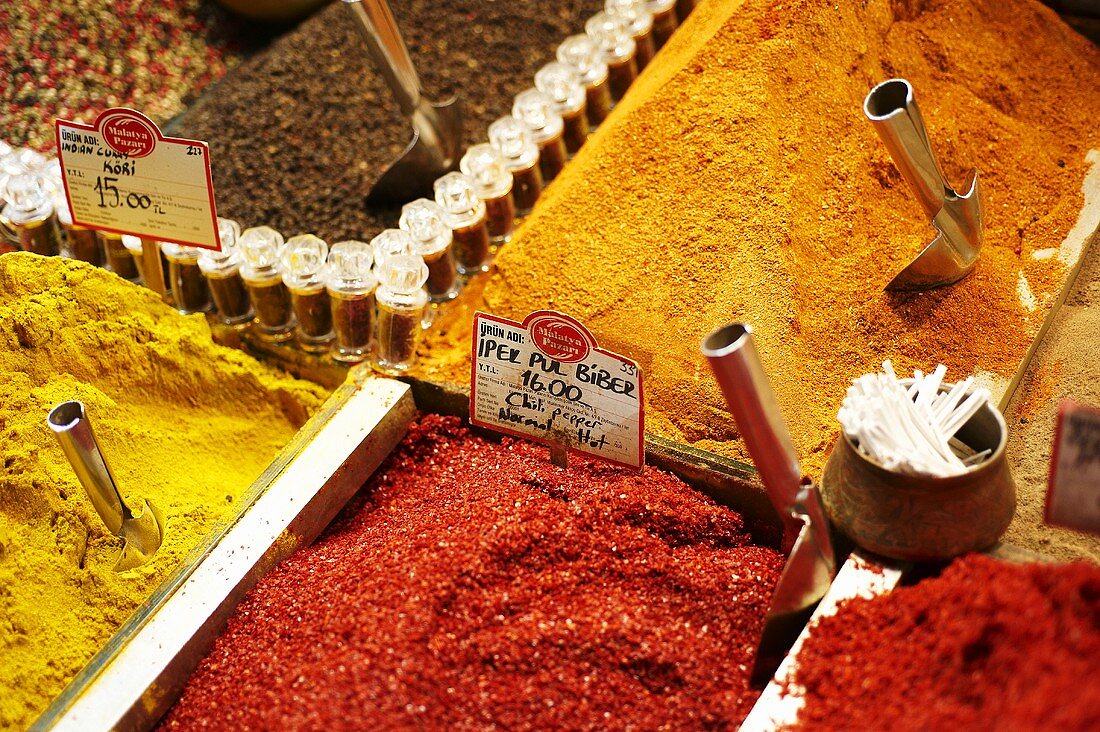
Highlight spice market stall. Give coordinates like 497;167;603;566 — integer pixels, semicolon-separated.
1;0;1099;730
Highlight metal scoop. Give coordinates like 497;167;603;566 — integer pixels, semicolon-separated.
702;323;836;686
865;78;984;291
344;0;464;205
48;401;164;572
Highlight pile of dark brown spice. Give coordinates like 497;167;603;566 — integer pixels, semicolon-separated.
176;0;604;242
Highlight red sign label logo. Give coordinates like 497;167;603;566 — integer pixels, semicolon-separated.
528;313;592;363
101;112;157;158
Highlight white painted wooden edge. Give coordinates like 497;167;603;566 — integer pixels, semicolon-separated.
740;552;905;731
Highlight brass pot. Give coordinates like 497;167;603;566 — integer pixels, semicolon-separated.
820;386;1016;561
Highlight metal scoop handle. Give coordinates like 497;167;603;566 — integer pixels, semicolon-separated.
344;0;421;117
48;400;131;535
864;78;950;219
704;323;838;685
702;323;803;541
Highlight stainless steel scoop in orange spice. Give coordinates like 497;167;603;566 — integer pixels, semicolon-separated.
413;0;1100;477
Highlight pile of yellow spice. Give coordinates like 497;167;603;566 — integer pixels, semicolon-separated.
0;253;327;729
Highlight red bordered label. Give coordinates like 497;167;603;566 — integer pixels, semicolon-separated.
55;108;221;250
470;310;644;470
1045;400;1100;536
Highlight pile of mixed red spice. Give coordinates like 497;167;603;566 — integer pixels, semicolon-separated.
159;415;784;730
1;0;254;150
785;554;1100;730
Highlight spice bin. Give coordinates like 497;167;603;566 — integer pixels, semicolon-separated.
34;374;787;730
36;375;416;731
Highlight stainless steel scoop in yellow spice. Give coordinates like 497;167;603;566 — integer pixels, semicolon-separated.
864;78;984;291
48;400;164;572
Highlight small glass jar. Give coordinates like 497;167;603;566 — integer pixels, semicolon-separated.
513;89;568;184
646;0;678;48
239;225;295;342
199;218;253;327
557;35;612;128
43;170;104;266
535;62;590;156
371;228;414;265
66;225;102;265
0;149;48;201
161;242;213;314
103;233;141;281
606;0;656;70
0;173;61;256
399;199;459;302
459;144;516;246
281;234;334;353
433;172;491;278
5;148;47;173
122;234;144;276
326;240;376;364
586;12;639;103
373;254;429;375
488;117;544;216
56;204;103;265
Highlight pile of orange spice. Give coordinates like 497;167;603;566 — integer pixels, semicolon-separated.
415;0;1100;474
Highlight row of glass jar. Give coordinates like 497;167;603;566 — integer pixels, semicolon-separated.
90;219;433;373
494;0;699;189
431;0;697;280
189;221;437;373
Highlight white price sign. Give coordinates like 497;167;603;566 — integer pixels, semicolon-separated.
471;310;644;470
1046;401;1100;536
55;108;220;250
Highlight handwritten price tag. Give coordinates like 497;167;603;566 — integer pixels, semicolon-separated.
1046;401;1100;536
55;108;220;250
471;310;644;470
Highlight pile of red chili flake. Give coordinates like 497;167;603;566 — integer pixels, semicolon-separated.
786;554;1100;731
159;415;784;730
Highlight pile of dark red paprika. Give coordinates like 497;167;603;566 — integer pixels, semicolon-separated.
158;415;786;729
